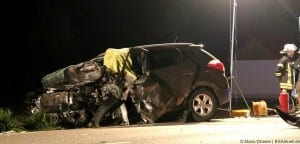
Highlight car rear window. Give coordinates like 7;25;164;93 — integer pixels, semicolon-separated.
182;48;213;65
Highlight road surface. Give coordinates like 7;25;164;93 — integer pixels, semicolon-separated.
0;116;299;144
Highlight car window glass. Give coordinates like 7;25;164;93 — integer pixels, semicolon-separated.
149;49;181;70
181;50;192;60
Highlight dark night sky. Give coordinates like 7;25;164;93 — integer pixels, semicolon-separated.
3;0;300;109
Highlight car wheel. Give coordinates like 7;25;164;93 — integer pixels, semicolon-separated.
188;89;217;122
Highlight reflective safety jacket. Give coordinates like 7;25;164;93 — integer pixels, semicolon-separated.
295;56;300;82
275;55;294;90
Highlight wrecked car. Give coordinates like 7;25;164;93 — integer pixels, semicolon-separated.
27;43;230;127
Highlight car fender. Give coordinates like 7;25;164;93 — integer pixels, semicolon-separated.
190;81;221;104
191;70;230;105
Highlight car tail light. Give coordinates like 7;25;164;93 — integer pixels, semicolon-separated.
208;59;225;73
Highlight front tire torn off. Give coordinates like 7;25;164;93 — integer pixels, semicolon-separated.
93;96;122;127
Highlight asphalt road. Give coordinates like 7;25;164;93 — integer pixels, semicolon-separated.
0;116;299;144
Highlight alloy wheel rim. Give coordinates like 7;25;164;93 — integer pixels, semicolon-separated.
192;94;213;116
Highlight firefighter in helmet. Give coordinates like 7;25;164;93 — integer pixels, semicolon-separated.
275;43;297;99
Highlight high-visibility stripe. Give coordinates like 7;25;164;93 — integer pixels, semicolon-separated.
275;73;281;76
280;82;293;89
287;63;292;84
280;85;293;89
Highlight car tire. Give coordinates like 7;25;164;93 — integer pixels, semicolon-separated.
188;89;218;122
93;96;122;127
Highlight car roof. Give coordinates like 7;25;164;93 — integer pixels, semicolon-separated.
90;43;217;62
133;43;217;60
132;43;211;55
133;43;194;49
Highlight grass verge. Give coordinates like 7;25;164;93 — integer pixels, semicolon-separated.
0;108;24;132
0;108;60;132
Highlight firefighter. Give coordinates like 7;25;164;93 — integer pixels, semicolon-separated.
275;43;297;112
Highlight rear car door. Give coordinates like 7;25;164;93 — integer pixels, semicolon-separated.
140;47;197;120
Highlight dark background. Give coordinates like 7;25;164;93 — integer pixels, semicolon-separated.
3;0;300;111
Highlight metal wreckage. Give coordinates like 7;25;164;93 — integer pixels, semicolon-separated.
27;48;147;127
28;46;201;128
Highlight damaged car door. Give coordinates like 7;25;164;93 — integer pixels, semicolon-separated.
137;47;197;123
